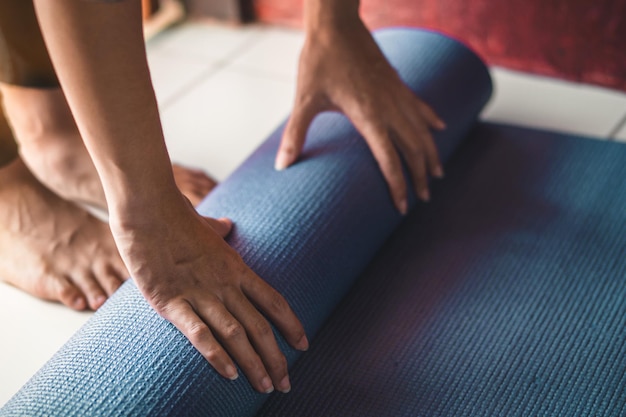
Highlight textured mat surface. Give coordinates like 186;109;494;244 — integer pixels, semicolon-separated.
259;123;626;417
0;29;492;416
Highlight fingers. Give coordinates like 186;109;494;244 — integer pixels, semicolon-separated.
414;98;446;131
225;290;292;393
275;100;319;171
406;98;445;179
242;274;308;352
348;85;447;208
201;300;276;393
159;290;294;394
391;109;439;202
354;117;409;214
161;299;240;381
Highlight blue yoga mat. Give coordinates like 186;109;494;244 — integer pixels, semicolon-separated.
0;29;492;416
258;123;626;416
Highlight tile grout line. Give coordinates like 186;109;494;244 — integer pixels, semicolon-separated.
158;32;269;111
606;112;626;141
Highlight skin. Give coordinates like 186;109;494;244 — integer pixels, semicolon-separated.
277;0;446;213
1;85;217;208
32;0;306;394
26;0;443;395
0;157;128;311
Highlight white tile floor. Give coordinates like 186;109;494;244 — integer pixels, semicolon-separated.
614;118;626;142
1;21;625;406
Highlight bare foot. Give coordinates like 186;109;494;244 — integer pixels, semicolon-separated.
0;85;217;209
0;157;129;310
172;164;217;206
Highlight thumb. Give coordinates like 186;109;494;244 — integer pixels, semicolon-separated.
203;217;233;238
275;103;318;171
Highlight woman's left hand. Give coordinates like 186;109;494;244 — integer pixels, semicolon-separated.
275;18;445;214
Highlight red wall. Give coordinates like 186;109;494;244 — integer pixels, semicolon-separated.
252;0;626;92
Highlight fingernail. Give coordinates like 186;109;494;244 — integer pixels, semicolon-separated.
296;335;309;351
434;166;445;179
261;376;274;394
398;199;408;215
420;189;430;202
95;295;106;306
274;152;290;171
437;120;447;130
226;366;239;381
278;375;291;393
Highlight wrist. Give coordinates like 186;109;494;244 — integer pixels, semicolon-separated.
108;187;190;237
304;0;360;33
102;162;182;230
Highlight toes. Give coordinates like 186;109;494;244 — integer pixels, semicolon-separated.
54;276;87;311
187;189;206;207
71;271;108;310
28;270;86;310
172;164;217;207
94;262;125;296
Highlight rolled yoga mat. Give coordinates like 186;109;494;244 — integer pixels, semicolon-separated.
0;29;492;416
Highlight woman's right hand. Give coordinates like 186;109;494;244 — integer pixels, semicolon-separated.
31;0;307;394
110;194;308;394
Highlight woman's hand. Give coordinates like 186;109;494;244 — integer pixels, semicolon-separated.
110;195;308;394
276;10;445;214
33;0;307;394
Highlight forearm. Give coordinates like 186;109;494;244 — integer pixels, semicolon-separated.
32;0;178;221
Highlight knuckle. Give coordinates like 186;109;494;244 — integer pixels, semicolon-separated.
204;347;223;364
253;319;273;338
269;291;288;314
153;298;176;319
405;140;423;156
187;322;210;341
223;322;245;340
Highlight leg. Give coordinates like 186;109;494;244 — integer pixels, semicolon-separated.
0;155;128;310
0;1;127;309
1;84;217;209
1;84;107;208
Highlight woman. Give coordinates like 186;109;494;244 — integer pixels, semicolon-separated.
0;0;444;394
